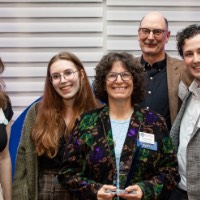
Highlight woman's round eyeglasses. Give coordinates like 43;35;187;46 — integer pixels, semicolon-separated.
50;69;79;84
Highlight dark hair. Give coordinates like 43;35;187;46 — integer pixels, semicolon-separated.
0;58;5;74
0;57;8;108
0;58;5;88
176;24;200;58
93;52;145;106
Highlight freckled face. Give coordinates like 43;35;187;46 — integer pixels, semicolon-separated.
183;34;200;83
106;61;134;104
50;59;83;102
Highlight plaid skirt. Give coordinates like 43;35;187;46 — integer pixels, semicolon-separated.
38;170;77;200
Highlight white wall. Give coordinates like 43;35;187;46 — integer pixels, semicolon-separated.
0;0;199;121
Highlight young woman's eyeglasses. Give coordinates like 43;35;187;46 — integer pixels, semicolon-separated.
50;69;79;84
138;28;167;38
106;71;132;82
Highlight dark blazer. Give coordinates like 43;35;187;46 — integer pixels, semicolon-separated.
136;54;193;125
170;91;200;200
60;105;180;200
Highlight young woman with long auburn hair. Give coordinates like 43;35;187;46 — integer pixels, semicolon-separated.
13;51;101;200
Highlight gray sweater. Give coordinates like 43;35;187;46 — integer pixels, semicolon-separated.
12;103;38;200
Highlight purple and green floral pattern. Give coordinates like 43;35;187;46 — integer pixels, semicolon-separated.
60;105;180;200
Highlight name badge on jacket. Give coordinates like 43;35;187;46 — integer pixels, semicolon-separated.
137;132;157;151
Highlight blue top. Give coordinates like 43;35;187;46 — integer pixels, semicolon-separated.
111;118;130;188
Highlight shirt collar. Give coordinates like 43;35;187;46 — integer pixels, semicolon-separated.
141;55;166;72
189;80;200;98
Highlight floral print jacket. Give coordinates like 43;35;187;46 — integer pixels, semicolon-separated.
59;105;180;200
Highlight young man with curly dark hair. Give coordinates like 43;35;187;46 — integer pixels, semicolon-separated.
169;24;200;200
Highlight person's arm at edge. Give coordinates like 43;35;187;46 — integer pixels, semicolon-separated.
0;121;12;200
12;103;37;199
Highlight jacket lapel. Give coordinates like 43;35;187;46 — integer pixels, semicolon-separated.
191;114;200;138
120;106;144;188
99;106;116;168
170;92;192;152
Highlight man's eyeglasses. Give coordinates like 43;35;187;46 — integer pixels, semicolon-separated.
50;69;79;84
106;71;132;82
138;28;167;38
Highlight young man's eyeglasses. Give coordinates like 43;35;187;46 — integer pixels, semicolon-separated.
138;28;167;38
50;69;79;84
106;71;132;82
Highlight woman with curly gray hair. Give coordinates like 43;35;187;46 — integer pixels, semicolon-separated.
60;51;180;200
